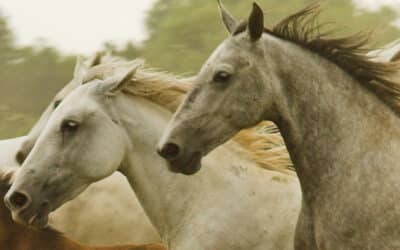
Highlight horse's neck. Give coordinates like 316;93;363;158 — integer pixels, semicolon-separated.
266;39;400;199
114;95;212;239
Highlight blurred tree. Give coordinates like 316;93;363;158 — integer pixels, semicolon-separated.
101;41;142;60
143;0;400;74
0;12;76;137
118;42;142;59
0;1;400;137
0;11;16;66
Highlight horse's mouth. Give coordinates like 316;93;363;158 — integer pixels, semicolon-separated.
167;151;202;175
11;202;51;229
28;211;49;229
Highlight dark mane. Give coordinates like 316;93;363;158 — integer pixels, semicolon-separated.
234;3;400;115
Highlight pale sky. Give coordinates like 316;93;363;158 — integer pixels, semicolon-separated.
353;0;400;12
0;0;156;54
0;0;399;55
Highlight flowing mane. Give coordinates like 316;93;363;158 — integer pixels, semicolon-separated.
234;3;400;116
122;64;293;174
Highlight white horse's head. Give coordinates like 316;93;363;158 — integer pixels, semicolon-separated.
14;53;105;165
4;61;142;228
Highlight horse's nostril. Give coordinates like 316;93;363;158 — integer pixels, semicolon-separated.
15;151;26;165
158;143;181;159
8;191;30;210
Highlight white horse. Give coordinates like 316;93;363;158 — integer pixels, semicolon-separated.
0;54;160;245
4;59;300;250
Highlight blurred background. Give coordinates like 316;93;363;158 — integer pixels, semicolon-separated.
0;0;400;138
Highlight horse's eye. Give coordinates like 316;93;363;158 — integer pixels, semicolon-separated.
53;100;62;109
213;71;231;83
61;120;80;134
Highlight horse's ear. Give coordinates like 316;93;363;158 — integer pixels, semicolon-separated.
88;51;104;67
105;60;143;95
248;2;264;42
73;56;89;83
218;0;237;34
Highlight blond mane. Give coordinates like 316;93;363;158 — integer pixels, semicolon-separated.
120;63;294;174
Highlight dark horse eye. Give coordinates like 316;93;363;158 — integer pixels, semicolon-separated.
53;100;62;109
213;71;231;83
61;120;80;134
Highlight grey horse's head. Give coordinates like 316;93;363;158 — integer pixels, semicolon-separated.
158;1;273;175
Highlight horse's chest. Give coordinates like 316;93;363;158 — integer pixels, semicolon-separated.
310;196;400;250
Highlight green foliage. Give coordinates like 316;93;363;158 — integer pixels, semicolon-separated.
0;105;35;138
0;13;76;137
143;0;400;74
0;1;399;137
0;11;16;67
101;41;143;60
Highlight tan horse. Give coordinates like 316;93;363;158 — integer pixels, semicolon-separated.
0;168;165;250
